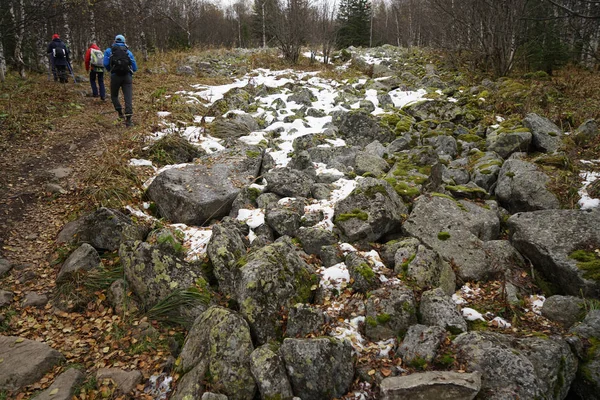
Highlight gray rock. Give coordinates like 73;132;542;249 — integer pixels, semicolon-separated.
295;227;338;257
0;336;65;391
229;186;261;218
380;371;482;400
35;368;85;400
404;100;464;122
453;331;577;400
334;110;395;147
346;252;380;293
207;220;248;298
108;279;139;315
427;135;458;158
56;243;101;283
292;131;337;152
146;146;262;225
334;177;407;243
365;285;417;341
396;244;456;295
249;344;294;400
495;158;560;213
264;167;314;198
22;292;48;308
486;129;532;159
355;151;390;177
508;209;600;297
523;113;564;153
0;290;13;308
236;238;316;344
398;324;447;365
569;310;600;399
265;199;304;237
48;167;72;180
307;146;359;170
280;337;354;400
202;393;228;400
56;207;148;251
420;288;467;334
120;241;209;311
403;195;502;282
0;257;12;277
96;368;142;395
208;113;259;139
542;295;584;328
470;151;503;192
573;119;599;145
286;304;326;338
256;192;281;209
174;307;255;400
288;87;316;106
365;140;387;157
320;244;344;268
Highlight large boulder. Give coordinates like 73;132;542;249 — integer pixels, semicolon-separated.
56;243;101;283
569;310;600;400
208;113;260;139
56;207;148;251
173;307;256;400
206;219;247;298
404;100;464;122
264;167;314;198
495;158;560;213
0;336;65;391
365;285;418;341
453;331;577;400
420;288;467;334
523;113;564;153
146;146;262;225
394;242;456;294
280;337;354;400
541;295;585;328
573;119;599;145
380;371;482;400
508;209;600;297
334;110;395;147
486;128;532;159
236;238;317;344
333;177;407;243
119;241;210;311
398;324;447;365
34;368;85;400
249;344;294;400
469;151;504;192
403;195;505;282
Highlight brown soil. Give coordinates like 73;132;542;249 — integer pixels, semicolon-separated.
0;73;175;399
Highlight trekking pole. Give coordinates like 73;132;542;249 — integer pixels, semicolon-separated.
66;60;77;84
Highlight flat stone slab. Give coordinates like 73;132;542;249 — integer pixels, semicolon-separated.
35;368;85;400
0;335;65;391
380;371;482;400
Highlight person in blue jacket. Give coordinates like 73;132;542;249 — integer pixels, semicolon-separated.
46;34;70;83
103;34;138;127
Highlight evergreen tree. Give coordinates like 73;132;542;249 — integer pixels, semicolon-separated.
336;0;372;48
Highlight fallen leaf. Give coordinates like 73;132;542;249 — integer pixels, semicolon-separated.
381;368;392;377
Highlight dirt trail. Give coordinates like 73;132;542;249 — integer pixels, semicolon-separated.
0;76;170;398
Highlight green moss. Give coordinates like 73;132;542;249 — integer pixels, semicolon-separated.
436;351;455;368
364;184;387;198
335;209;369;223
356;263;376;281
467;320;488;331
431;192;454;201
534;155;572;170
408;356;428;370
437;231;451;241
458;134;484;143
376;313;391;324
445;185;487;195
400;253;416;275
366;316;378;327
505;172;515;178
569;250;600;281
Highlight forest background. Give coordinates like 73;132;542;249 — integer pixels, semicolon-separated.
1;0;600;82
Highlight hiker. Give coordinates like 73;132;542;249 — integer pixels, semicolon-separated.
46;34;70;83
84;41;106;100
103;34;138;127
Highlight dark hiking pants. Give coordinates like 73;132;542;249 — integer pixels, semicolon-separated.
90;70;105;99
110;73;133;116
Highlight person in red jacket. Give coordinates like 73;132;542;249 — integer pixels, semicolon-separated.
84;41;106;100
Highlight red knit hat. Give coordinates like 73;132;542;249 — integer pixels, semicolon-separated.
52;34;59;39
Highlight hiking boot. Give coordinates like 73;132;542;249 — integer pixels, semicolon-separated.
117;110;125;119
125;116;133;127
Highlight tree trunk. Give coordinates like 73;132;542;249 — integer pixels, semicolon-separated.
10;0;26;78
89;5;97;43
0;37;6;82
262;1;267;48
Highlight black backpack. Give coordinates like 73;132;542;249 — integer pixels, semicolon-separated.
110;45;131;75
53;46;66;59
